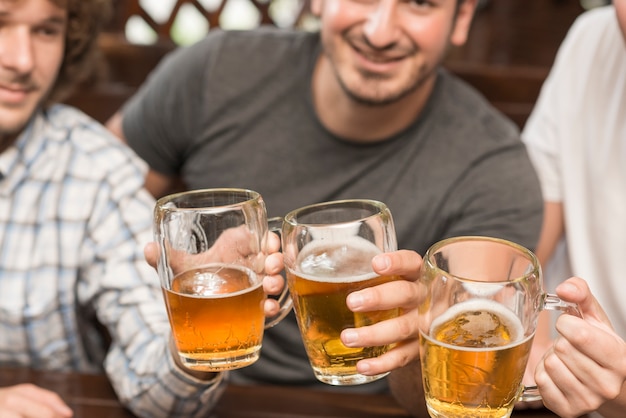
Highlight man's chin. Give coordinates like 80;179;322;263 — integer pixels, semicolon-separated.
342;85;415;107
0;108;36;145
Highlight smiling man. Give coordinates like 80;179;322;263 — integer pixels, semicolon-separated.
107;0;544;415
0;1;232;417
0;0;65;150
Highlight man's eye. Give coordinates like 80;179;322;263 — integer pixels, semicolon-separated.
409;0;433;8
34;26;62;38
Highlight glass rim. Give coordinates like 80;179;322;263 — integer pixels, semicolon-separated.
424;235;540;285
155;188;261;212
283;198;389;227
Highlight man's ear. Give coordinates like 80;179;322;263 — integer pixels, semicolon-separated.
450;0;478;46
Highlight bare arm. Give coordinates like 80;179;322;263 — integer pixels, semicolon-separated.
106;112;185;199
532;201;566;349
518;201;566;409
530;201;566;354
534;201;565;266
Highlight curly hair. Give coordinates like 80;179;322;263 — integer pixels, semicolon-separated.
47;0;112;104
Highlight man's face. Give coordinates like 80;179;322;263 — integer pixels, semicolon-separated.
311;0;475;105
0;0;66;142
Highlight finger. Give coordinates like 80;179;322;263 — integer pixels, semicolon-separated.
347;279;419;312
538;343;603;416
556;314;625;371
555;277;612;329
534;349;575;416
355;339;420;376
144;242;158;268
372;250;422;281
267;231;280;253
1;384;73;418
263;298;281;317
0;412;20;418
553;319;626;400
262;273;285;296
341;309;419;348
552;333;606;389
264;252;283;276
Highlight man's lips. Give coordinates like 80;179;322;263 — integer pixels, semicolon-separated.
353;45;406;63
351;45;407;74
0;83;33;104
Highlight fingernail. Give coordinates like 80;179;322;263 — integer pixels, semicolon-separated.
357;361;371;374
557;282;578;295
346;292;364;310
372;254;390;272
342;329;358;346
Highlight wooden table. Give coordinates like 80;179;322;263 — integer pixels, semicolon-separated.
0;367;563;417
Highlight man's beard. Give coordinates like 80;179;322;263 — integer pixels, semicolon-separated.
335;69;426;107
333;64;434;107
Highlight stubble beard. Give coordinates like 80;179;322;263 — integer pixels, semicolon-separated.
329;41;430;107
334;66;428;107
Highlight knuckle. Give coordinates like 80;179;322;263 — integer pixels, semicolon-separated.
552;337;570;356
542;352;561;376
394;317;414;341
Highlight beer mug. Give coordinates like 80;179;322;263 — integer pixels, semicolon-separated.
282;199;400;386
154;188;292;372
418;236;581;418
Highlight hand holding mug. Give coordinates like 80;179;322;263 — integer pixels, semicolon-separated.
339;250;424;376
144;231;285;317
282;199;400;386
535;277;626;418
154;188;292;372
418;236;581;418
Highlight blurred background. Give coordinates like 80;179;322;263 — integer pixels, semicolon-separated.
65;0;611;129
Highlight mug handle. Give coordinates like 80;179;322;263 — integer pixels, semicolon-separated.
519;293;582;402
263;216;292;329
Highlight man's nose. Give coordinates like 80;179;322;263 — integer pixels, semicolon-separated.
362;0;401;49
0;28;35;75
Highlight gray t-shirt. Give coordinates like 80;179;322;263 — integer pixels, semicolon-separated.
122;28;543;393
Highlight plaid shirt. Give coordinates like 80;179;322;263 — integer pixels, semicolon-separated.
0;105;225;417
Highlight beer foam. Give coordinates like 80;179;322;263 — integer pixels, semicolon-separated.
428;299;526;350
172;263;261;298
291;268;379;284
462;282;504;297
295;237;382;283
309;223;361;241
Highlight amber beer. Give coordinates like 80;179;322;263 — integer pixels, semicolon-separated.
286;237;400;385
420;299;533;418
163;263;265;371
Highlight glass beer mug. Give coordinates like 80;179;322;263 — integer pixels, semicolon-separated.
418;236;581;418
281;199;400;386
154;188;292;372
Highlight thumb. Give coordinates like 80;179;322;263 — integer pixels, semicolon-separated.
144;242;158;269
555;276;611;329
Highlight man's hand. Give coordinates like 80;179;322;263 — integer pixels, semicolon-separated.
535;277;626;418
0;384;73;418
145;230;286;317
339;250;423;375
